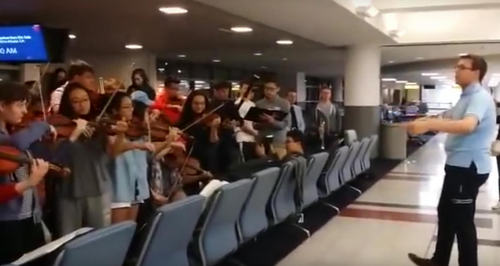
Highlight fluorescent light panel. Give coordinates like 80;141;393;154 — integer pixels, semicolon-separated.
381;78;396;81
125;44;142;49
421;73;439;76
276;40;293;45
159;7;188;14
68;34;76;39
430;76;447;80
230;27;253;33
396;80;407;84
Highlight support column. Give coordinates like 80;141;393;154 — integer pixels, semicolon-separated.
277;72;306;102
343;45;381;139
20;64;40;82
295;72;306;102
333;78;344;103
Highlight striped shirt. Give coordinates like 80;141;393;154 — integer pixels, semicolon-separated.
49;82;67;113
12;151;38;220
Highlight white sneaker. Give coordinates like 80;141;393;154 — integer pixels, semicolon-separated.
492;202;500;210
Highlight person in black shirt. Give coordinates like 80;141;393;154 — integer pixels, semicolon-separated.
210;81;240;174
177;91;220;180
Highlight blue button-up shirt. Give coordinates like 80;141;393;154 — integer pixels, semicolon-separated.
444;82;496;174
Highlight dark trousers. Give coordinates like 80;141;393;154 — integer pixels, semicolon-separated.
0;218;46;266
496;156;500;197
239;142;258;162
432;163;488;266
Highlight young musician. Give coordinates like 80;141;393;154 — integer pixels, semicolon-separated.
54;82;130;235
0;81;54;265
235;81;259;162
106;92;157;223
177;91;218;193
154;76;183;124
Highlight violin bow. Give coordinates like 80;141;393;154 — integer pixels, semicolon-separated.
35;63;52;122
179;103;225;132
165;141;195;201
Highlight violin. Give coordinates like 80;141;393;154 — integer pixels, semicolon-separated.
45;114;116;138
0;145;70;176
201;113;221;128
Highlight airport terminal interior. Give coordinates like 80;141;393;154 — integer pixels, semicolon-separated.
1;0;500;265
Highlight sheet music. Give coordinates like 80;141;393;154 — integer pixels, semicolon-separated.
12;227;93;265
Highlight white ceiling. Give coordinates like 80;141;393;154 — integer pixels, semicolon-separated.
1;0;500;80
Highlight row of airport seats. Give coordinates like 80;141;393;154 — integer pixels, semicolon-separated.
6;131;378;266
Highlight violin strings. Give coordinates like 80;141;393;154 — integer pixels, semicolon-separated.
180;103;225;133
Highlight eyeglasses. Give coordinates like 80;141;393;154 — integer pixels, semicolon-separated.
455;65;474;71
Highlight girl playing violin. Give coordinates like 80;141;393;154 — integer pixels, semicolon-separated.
53;82;135;235
105;92;158;224
0;81;54;266
177;91;219;194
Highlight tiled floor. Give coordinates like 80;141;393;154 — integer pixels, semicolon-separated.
277;134;500;266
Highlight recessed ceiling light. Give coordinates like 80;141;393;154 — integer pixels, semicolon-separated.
125;44;143;50
430;76;447;80
388;61;395;63
212;59;221;63
381;78;397;82
68;34;76;39
276;40;293;45
282;58;288;61
254;52;263;56
421;73;439;76
230;27;253;33
177;69;182;73
459;53;468;56
178;55;186;58
395;80;407;84
159;7;188;15
261;66;267;69
164;62;168;66
158;68;165;72
415;57;424;60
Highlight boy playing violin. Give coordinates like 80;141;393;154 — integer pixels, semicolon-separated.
0;81;56;266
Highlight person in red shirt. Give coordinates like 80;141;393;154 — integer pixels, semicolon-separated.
154;77;183;124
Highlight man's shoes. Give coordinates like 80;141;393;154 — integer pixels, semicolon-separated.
408;253;440;266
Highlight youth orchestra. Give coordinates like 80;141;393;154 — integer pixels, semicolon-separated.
0;60;317;265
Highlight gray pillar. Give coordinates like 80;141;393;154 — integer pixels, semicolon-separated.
343;45;381;139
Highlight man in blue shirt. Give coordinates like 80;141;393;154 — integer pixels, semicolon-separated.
405;54;495;266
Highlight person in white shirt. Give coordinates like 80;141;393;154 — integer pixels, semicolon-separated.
235;81;259;162
49;60;96;114
286;91;305;132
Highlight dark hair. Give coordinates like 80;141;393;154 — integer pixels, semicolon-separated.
131;68;149;86
68;60;94;80
240;78;253;88
132;100;148;122
47;68;67;94
107;91;131;114
459;54;488;82
0;81;30;104
176;90;210;128
212;81;231;91
59;82;95;119
287;130;304;143
164;76;180;88
24;80;37;88
129;69;156;100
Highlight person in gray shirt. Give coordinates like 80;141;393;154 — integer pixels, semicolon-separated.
255;81;290;158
